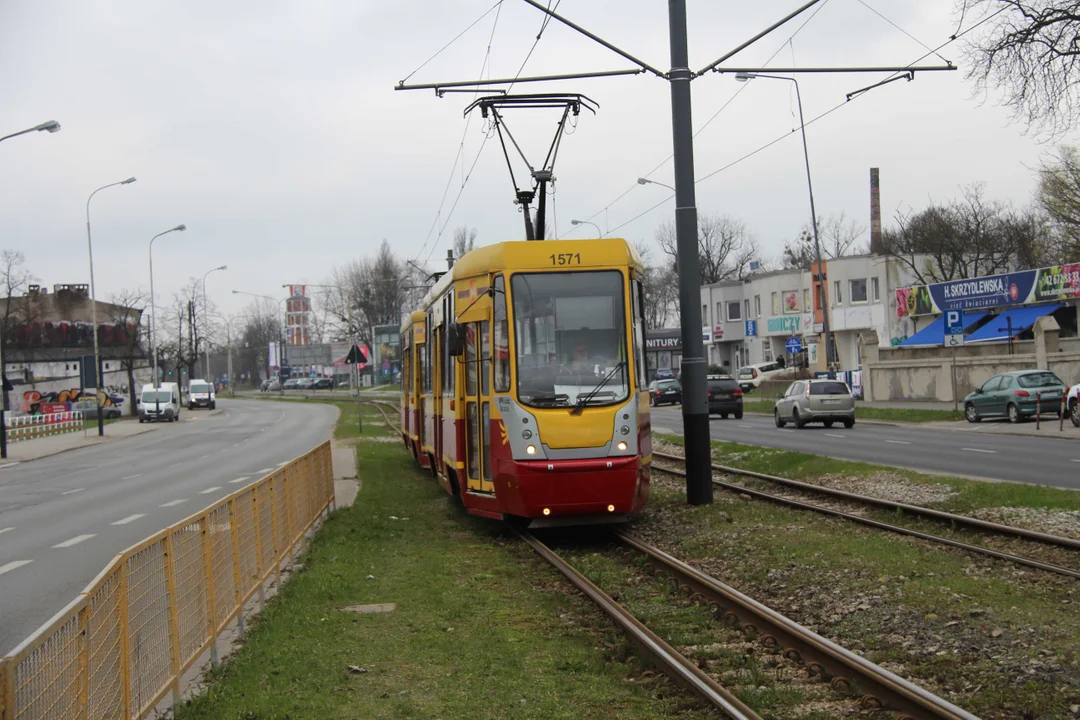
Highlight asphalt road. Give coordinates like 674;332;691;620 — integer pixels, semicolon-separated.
0;399;337;655
650;406;1080;489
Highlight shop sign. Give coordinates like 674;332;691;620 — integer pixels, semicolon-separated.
766;316;801;334
896;263;1080;317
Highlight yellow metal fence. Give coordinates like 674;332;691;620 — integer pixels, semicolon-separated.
0;440;335;720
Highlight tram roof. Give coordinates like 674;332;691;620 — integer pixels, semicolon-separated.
452;238;642;278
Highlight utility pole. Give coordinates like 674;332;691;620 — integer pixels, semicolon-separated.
667;0;712;505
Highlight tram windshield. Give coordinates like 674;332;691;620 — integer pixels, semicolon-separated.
511;271;629;409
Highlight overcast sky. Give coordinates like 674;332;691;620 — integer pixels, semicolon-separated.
0;1;1069;318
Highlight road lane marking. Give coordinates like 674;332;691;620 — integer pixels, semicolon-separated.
53;534;96;548
739;424;753;429
1071;459;1080;463
198;454;209;459
777;429;794;433
0;462;20;469
0;527;14;535
122;474;143;480
276;461;288;467
825;433;846;438
110;514;147;526
256;468;273;474
198;487;221;494
61;488;84;495
0;560;33;576
962;448;996;454
229;476;251;484
885;440;911;445
160;499;187;507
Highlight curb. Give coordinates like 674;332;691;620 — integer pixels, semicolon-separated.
6;425;160;464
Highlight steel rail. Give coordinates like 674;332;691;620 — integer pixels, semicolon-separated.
650;456;1080;580
616;531;982;720
514;527;762;720
653;450;1080;551
365;400;402;435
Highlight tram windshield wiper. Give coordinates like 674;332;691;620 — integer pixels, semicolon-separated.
529;392;571;407
570;362;626;416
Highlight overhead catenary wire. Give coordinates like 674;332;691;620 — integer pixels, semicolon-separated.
399;1;505;86
854;0;952;65
559;0;833;238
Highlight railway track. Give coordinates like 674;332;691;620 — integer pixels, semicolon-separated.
364;399;402;434
517;527;979;720
651;450;1080;580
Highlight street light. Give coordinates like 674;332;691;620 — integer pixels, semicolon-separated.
637;177;675;192
87;177;137;437
570;219;602;237
0;120;62;459
0;120;61;144
734;71;835;370
232;290;288;384
148;224;186;408
200;266;227;380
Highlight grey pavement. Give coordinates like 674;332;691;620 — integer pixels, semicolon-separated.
0;398;338;655
650;406;1080;489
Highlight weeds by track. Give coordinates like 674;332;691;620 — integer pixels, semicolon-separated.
519;527;978;719
652;450;1080;581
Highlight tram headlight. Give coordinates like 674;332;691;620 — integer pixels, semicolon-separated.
620;425;630;435
526;445;536;455
617;441;628;451
522;429;533;440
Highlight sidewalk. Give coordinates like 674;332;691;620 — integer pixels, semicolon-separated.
858;399;958;411
922;416;1080;440
3;420;159;463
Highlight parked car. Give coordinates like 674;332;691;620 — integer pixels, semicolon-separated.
296;377;316;390
312;378;333;390
263;378;282;392
187;379;216;410
963;370;1067;424
707;375;743;419
654;369;676;381
139;382;181;423
737;359;788;393
72;400;122;420
648;378;682;406
1068;383;1080;428
774;379;855;429
283;378;300;390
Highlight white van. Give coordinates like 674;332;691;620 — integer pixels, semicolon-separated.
139;382;181;423
737;359;789;392
187;379;216;410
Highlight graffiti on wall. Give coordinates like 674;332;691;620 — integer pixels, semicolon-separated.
21;388;123;414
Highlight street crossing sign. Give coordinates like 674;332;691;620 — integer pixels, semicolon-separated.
945;309;964;347
785;336;803;355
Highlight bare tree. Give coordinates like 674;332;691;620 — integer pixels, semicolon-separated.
235;298;280;384
881;184;1034;284
106;290;146;415
454;226;478;258
961;0;1080;136
656;213;756;284
0;251;34;410
1038;144;1080;261
782;212;868;269
634;241;679;328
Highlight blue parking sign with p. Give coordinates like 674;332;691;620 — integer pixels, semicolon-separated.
945;309;964;347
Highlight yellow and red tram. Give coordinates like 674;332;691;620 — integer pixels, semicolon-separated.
401;238;652;525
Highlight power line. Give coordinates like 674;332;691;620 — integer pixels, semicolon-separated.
854;0;952;64
399;1;504;86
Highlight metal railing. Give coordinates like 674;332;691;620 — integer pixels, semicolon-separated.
5;412;84;443
0;440;335;720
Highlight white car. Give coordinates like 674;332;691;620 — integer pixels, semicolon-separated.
1067;384;1079;427
737;359;789;392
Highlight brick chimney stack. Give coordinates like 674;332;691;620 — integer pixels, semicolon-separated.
869;167;882;254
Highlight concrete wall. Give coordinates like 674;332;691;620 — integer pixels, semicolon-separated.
862;321;1080;401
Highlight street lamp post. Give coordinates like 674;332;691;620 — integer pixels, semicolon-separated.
200;266;227;381
636;177;676;192
0;120;61;144
570;219;602;237
87;177;137;437
149;224;186;413
735;71;834;370
0;120;62;459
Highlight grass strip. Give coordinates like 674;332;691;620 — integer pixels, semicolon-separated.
176;403;714;720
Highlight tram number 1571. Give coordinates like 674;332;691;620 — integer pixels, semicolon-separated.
549;252;582;266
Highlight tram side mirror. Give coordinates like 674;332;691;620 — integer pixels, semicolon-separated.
448;323;466;357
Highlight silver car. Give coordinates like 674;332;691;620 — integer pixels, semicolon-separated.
774;379;855;429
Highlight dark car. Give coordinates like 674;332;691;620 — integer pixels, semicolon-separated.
648;378;681;406
312;378;333;390
283;378;300;390
707;375;743;419
964;370;1067;423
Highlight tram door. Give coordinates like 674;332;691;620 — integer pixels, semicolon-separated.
463;318;493;494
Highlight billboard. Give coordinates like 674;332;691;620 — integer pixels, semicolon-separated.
896;263;1080;317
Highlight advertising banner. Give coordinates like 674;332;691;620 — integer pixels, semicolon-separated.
897;264;1080;317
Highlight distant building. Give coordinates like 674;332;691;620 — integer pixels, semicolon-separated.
285;285;312;346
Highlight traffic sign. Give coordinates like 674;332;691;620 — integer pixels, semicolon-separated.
785;336;803;355
945;309;964;347
744;320;757;337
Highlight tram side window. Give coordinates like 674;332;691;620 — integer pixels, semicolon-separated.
441;296;450;396
425;314;433;394
466;323;477;396
631;278;646;388
493;275;510;393
480;321;490;395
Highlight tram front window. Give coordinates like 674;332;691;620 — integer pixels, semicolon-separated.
511;271;629;409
